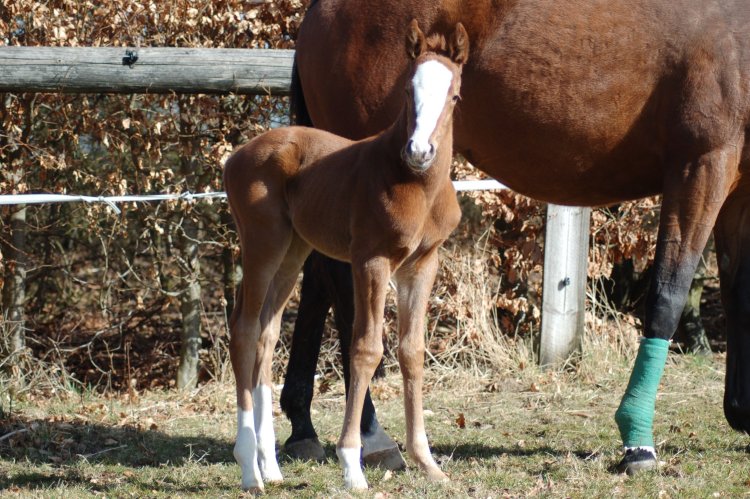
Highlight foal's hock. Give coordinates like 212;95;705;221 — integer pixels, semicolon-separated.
224;20;469;491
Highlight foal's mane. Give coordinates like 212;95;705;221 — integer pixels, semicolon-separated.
425;33;450;55
406;19;469;65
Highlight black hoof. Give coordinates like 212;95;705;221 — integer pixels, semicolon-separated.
283;437;326;462
615;448;658;475
363;446;406;471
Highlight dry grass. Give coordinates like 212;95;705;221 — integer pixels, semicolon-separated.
2;344;746;498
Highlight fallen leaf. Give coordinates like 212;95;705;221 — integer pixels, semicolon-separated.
456;413;466;429
569;411;593;419
318;378;331;394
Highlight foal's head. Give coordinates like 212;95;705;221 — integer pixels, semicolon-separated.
402;20;469;172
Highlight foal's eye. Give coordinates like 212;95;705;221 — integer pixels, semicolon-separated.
452;95;460;102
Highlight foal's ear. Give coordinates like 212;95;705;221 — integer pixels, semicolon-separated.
406;19;426;59
448;22;469;64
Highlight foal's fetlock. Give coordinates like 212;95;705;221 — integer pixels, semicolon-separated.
415;456;447;482
258;448;283;482
337;447;369;490
234;445;264;492
407;444;447;482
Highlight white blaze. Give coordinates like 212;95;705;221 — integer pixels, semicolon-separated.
410;60;454;154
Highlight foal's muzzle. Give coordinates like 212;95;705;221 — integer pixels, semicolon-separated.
403;140;437;171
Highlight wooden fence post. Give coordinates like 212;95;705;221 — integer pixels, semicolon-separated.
539;204;591;367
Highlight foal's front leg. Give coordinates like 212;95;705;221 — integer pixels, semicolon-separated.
394;249;447;482
337;256;391;490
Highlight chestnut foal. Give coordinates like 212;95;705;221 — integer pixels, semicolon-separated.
223;21;468;491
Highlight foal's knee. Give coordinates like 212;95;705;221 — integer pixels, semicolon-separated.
351;336;384;374
397;342;425;376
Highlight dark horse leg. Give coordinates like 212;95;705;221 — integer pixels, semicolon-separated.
279;253;330;461
675;242;712;355
615;141;739;474
280;252;405;468
715;187;750;435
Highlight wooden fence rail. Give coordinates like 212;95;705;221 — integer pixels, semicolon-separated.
0;47;295;95
0;46;589;366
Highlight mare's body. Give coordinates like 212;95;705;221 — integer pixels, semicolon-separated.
286;0;750;473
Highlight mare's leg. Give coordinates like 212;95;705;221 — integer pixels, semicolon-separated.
280;253;331;461
615;144;738;474
675;242;712;355
329;257;405;470
252;235;312;482
714;185;750;433
337;256;390;490
393;249;447;481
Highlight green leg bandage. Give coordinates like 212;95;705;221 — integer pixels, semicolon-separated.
614;338;670;448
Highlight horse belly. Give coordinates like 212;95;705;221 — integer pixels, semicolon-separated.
455;0;678;204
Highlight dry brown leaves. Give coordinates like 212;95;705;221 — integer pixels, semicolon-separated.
0;2;661;389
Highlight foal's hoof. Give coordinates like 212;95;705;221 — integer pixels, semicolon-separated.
363;446;407;471
284;437;326;462
425;467;449;483
616;447;658;475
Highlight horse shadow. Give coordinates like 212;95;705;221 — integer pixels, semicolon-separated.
0;414;236;493
429;441;608;464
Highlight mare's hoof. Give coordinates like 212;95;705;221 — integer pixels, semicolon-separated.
284;437;326;462
363;446;406;470
616;448;658;475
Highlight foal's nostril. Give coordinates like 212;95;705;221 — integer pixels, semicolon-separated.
407;140;416;155
429;144;436;157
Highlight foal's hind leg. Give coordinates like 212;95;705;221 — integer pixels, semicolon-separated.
394;248;447;482
615;143;738;474
253;235;312;482
230;219;295;491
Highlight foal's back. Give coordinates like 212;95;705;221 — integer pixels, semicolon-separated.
224;125;456;264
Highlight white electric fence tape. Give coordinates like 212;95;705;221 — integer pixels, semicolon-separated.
0;180;507;212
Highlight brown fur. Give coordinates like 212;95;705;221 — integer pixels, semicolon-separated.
295;1;750;438
225;22;468;490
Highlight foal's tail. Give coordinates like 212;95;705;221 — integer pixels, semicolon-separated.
290;55;313;127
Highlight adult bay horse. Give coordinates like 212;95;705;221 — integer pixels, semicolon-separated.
224;22;468;491
285;0;750;475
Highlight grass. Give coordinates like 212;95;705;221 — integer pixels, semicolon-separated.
2;348;749;498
